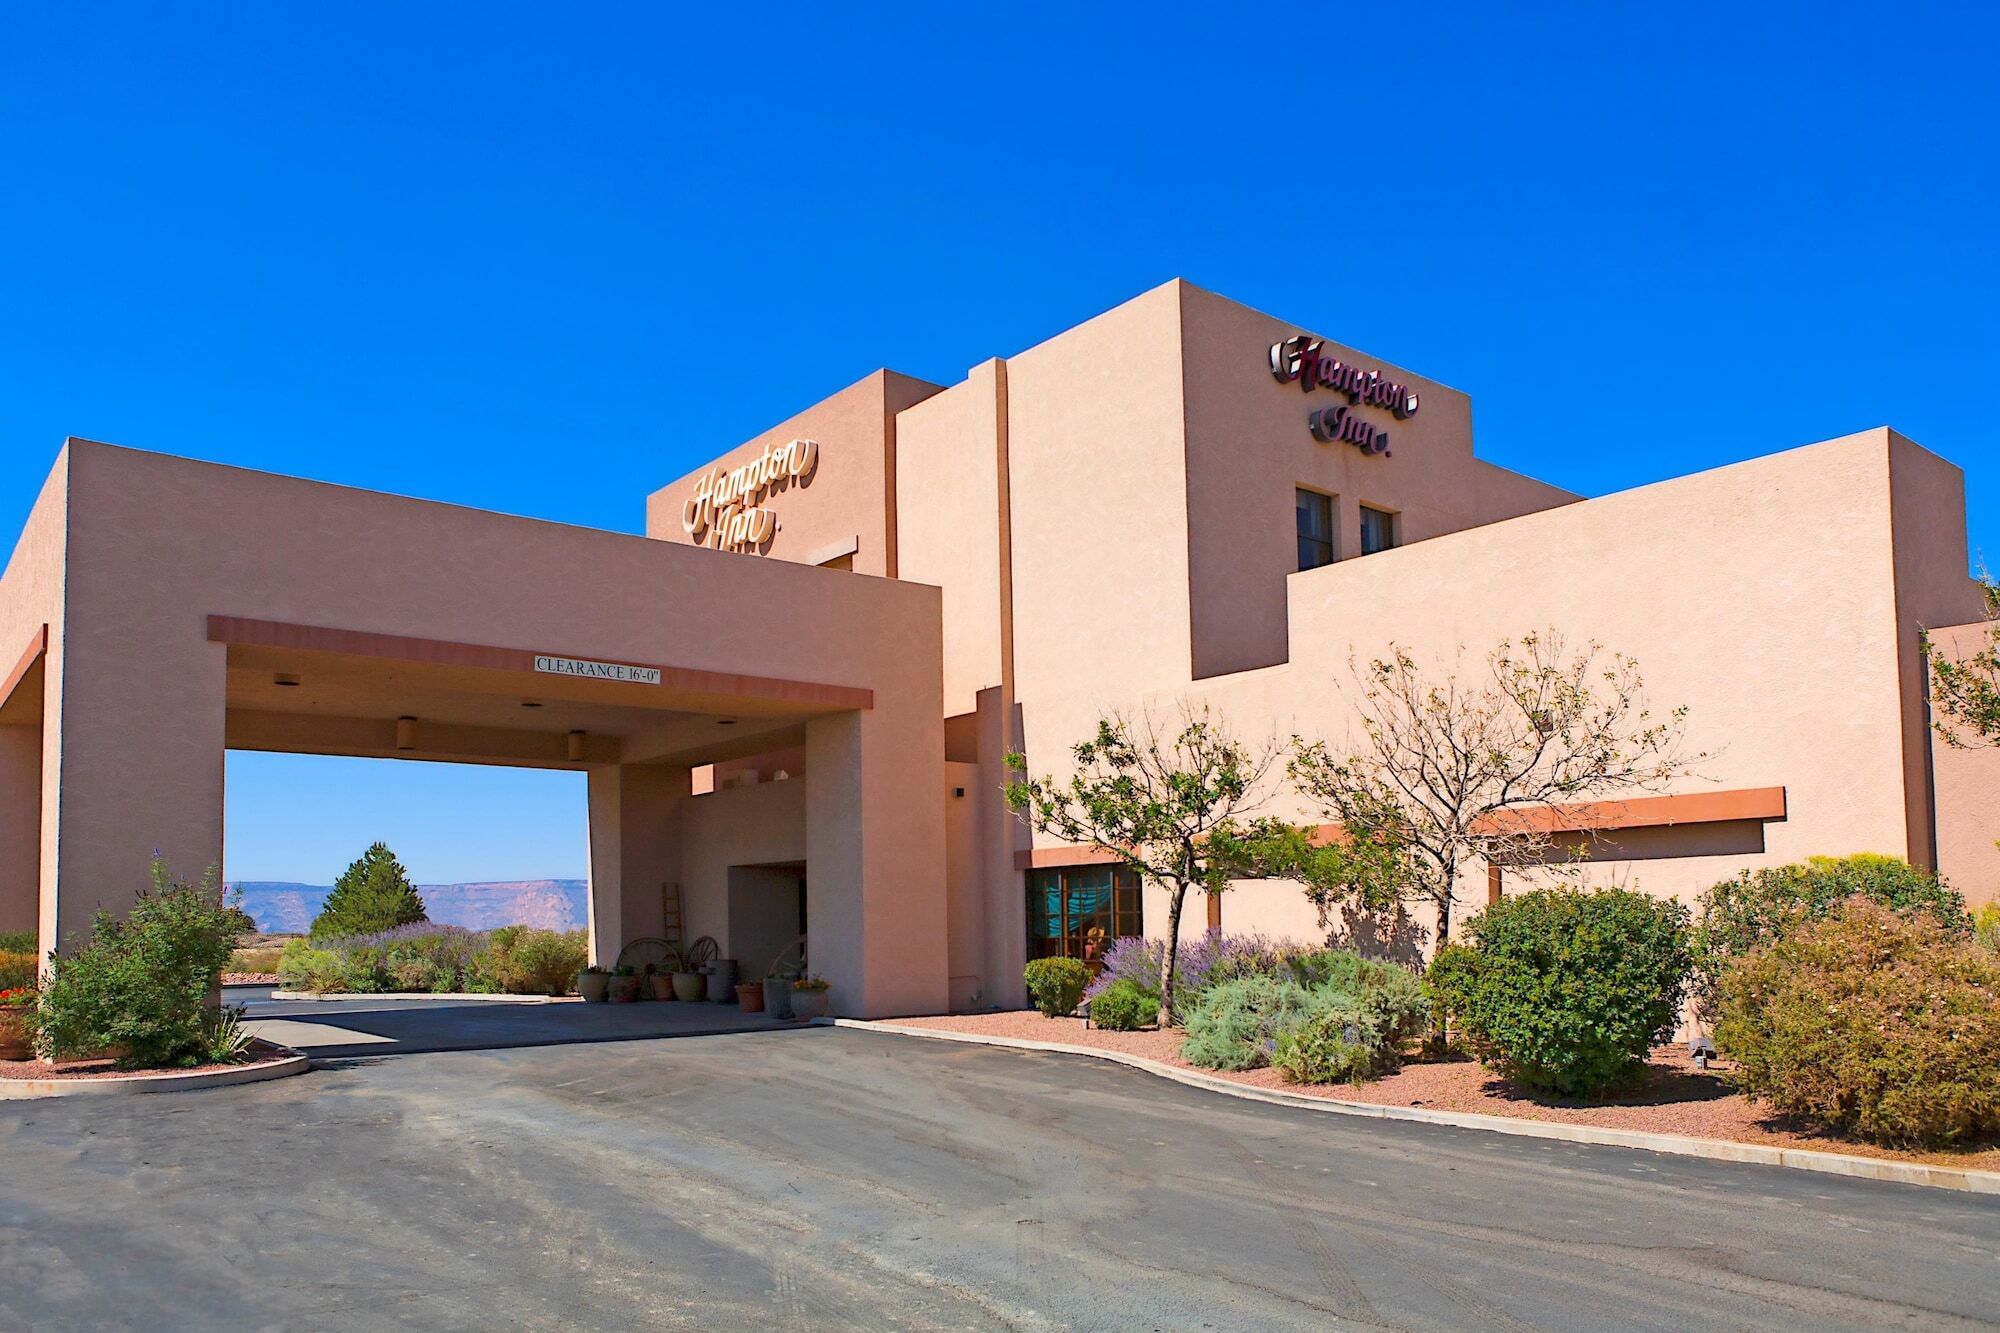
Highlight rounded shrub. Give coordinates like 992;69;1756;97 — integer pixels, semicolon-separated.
1088;978;1157;1030
1272;970;1429;1085
483;927;589;996
1447;887;1692;1098
1179;974;1312;1071
1022;957;1090;1017
1714;898;2000;1147
0;950;37;991
1693;854;1967;1017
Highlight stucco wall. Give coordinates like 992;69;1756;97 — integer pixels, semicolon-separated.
1177;281;1576;679
679;775;807;960
645;370;942;574
0;453;68;953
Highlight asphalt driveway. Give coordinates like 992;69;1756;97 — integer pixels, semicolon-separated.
0;1025;1994;1331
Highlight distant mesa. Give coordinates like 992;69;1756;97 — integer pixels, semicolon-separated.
228;879;588;934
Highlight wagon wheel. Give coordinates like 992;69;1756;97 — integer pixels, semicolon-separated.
683;935;719;971
616;937;677;977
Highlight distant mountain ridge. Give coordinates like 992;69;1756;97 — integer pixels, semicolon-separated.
229;879;588;934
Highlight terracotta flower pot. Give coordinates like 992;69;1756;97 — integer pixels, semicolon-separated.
0;1008;34;1060
609;975;642;1003
671;971;705;1003
577;970;610;1003
650;973;675;1002
735;981;765;1013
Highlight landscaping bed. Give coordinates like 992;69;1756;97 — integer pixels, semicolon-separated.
0;1037;301;1084
885;1011;2000;1172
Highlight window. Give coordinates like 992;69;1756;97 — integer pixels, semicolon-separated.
1026;866;1143;965
1296;488;1335;571
1360;505;1398;555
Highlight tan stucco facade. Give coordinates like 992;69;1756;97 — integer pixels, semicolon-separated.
3;278;1993;1019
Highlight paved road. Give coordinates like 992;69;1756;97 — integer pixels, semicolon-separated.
0;1026;1994;1331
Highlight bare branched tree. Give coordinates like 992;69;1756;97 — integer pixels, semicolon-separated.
1289;631;1706;950
1006;703;1277;1026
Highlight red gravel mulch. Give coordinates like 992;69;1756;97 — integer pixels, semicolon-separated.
883;1012;2000;1172
0;1038;297;1082
222;973;280;986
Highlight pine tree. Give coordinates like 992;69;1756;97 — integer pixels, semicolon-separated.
310;842;427;940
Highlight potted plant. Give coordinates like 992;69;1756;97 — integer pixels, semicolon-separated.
763;973;795;1020
0;986;35;1060
789;976;831;1021
576;965;611;1004
648;964;675;1002
734;979;765;1013
671;966;705;1003
609;966;642;1003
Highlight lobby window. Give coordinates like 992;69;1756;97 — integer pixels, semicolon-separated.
1027;866;1143;966
1296;488;1335;571
1360;505;1399;556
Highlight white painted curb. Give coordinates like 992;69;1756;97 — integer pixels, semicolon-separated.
269;991;570;1004
833;1019;2000;1196
0;1048;310;1100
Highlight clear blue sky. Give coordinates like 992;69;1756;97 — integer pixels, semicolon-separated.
3;6;1995;883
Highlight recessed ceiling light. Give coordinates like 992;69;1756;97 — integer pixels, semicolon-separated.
273;673;300;688
520;700;543;709
717;718;737;726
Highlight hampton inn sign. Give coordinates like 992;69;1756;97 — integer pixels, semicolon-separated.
679;436;821;553
1269;334;1419;456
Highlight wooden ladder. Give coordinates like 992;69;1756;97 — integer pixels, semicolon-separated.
660;881;683;946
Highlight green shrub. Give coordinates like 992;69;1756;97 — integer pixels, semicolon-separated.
0;930;36;953
1273;968;1430;1085
481;927;587;996
1023;957;1090;1016
1445;887;1692;1098
276;939;362;993
1693;854;1967;1017
0;950;37;991
1089;978;1157;1031
1180;974;1313;1071
32;859;240;1068
227;947;284;975
1714;899;2000;1147
1422;941;1481;1043
386;956;447;993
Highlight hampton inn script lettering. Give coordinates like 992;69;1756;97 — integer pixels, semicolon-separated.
680;437;820;553
1269;336;1419;455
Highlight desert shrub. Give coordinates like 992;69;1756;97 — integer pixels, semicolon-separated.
1270;958;1429;1085
386;957;447;993
1081;935;1164;1003
277;940;363;993
1974;902;2000;953
0;930;36;953
202;1005;254;1064
1179;974;1313;1071
32;859;239;1068
481;927;587;996
1446;887;1692;1098
1089;978;1157;1031
1023;957;1090;1017
1714;899;2000;1147
1693;854;1967;1017
227;947;284;975
0;950;37;990
1422;941;1481;1042
1082;931;1311;1022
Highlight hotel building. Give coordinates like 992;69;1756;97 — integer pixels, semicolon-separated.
3;280;1995;1015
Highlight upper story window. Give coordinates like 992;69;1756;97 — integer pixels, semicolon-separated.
1296;488;1335;571
1360;505;1398;556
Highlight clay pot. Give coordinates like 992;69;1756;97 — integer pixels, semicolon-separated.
576;970;610;1003
609;975;642;1003
649;972;675;1002
671;971;705;1003
789;987;829;1021
0;1008;34;1060
735;981;765;1013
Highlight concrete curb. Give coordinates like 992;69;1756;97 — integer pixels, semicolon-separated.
269;991;570;1004
0;1047;310;1099
833;1019;2000;1196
